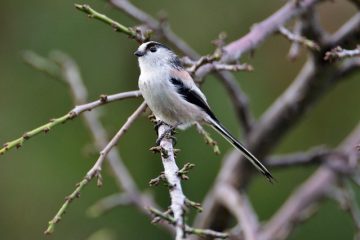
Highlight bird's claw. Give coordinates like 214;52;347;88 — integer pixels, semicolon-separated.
156;126;177;146
154;120;165;133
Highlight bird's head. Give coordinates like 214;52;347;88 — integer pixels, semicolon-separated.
134;41;183;72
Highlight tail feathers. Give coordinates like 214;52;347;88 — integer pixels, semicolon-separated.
209;118;275;183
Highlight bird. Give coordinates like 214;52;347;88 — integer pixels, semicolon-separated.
134;41;274;182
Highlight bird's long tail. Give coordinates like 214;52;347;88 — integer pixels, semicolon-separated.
208;118;274;183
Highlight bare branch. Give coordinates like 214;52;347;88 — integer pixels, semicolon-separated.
222;0;323;62
75;3;149;43
195;123;221;155
213;63;254;72
324;46;360;61
44;102;147;234
157;123;186;239
278;26;320;51
328;181;360;236
287;19;304;60
217;185;259;240
194;8;360;234
338;57;360;78
149;208;228;239
214;71;255;134
109;0;200;58
0;53;141;158
327;13;360;48
86;101;147;184
264;146;332;168
0;49;143;158
34;51;175;234
194;0;324;79
0;90;141;157
185;54;221;75
12;1;360;239
260;123;360;240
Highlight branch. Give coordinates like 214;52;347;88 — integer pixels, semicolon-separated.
324;46;360;61
157;123;186;240
219;0;322;63
338;57;360;77
287;19;304;60
214;71;255;134
260;123;360;240
27;51;175;234
44;102;147;234
75;4;149;43
264;147;332;168
0;50;144;157
216;185;259;240
194;6;360;234
184;54;221;75
109;0;200;58
195;123;221;155
328;181;360;237
149;208;228;239
193;0;324;80
213;63;254;72
0;89;140;157
278;26;320;51
327;13;360;48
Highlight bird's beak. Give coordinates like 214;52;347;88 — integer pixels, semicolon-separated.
134;50;145;57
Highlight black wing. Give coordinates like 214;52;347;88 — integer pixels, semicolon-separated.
170;77;218;122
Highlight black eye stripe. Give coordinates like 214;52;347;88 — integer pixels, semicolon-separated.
145;42;169;51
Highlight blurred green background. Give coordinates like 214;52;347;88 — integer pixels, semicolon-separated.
0;0;359;239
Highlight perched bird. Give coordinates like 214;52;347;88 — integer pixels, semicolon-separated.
135;41;274;182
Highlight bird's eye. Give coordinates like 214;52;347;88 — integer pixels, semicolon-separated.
149;46;157;52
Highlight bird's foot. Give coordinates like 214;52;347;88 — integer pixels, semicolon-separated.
156;125;177;146
154;120;165;133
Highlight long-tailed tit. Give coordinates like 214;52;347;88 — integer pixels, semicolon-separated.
135;41;274;182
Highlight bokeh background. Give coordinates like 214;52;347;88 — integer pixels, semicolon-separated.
0;0;359;239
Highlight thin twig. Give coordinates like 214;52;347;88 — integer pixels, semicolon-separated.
279;26;320;51
109;0;199;58
195;123;221;155
75;3;150;43
0;90;141;157
149;208;228;239
195;0;323;78
186;54;221;75
213;63;254;72
44;102;147;234
324;46;360;61
288;19;304;60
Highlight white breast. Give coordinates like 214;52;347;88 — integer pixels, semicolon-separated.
138;70;204;127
